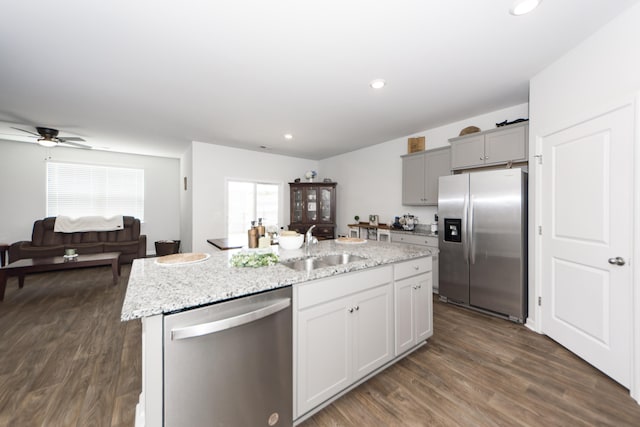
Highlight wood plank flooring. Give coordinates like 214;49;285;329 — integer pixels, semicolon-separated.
1;267;639;426
301;299;640;427
0;265;140;427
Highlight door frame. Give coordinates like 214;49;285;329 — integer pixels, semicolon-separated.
531;93;640;402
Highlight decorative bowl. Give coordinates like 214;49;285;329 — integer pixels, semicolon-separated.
278;234;304;250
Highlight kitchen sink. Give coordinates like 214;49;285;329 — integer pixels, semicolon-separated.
281;253;367;272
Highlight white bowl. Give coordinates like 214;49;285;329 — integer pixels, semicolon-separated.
278;234;304;250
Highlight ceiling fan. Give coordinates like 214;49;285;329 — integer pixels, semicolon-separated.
10;126;91;149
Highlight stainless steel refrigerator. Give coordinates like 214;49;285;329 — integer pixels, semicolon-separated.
438;169;527;322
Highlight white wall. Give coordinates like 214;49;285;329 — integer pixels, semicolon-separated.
0;140;180;255
529;3;640;401
180;144;193;253
320;103;529;236
189;142;317;253
529;2;640;331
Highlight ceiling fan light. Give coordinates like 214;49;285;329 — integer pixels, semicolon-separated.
38;139;57;147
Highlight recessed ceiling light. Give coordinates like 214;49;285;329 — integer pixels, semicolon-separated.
284;133;293;140
510;0;542;16
370;79;386;89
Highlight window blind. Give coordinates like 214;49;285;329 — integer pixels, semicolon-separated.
46;162;144;220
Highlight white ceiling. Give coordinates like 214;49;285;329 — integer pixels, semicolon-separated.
0;0;637;160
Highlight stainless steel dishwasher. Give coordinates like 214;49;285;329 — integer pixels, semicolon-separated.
163;286;292;427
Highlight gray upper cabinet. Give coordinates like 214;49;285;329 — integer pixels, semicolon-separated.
402;147;451;206
449;122;528;170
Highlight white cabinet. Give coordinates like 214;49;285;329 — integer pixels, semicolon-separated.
394;266;433;356
294;266;393;418
391;233;439;293
449;122;528;170
402;147;451;206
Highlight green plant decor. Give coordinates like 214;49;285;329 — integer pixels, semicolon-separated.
230;252;279;268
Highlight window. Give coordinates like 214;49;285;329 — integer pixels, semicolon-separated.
227;180;279;239
46;162;144;219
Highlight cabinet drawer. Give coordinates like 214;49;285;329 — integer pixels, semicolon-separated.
391;233;437;247
394;257;432;281
297;265;392;310
315;226;335;238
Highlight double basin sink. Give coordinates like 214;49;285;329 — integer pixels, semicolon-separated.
281;253;366;272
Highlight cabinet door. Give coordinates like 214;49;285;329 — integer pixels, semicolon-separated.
402;154;425;205
394;277;416;355
424;148;451;205
318;186;334;224
415;273;433;342
484;125;527;165
297;296;351;416
291;187;304;224
450;134;485;169
352;284;393;381
305;187;318;223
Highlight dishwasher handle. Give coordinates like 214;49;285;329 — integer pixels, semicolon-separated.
171;297;291;340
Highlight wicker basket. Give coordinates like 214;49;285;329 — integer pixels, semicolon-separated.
155;240;181;256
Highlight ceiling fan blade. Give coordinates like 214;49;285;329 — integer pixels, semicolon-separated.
59;140;92;149
10;126;39;137
58;136;86;142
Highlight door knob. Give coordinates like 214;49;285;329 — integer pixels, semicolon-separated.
608;257;625;266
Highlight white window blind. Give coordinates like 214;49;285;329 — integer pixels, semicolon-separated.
46;162;144;220
227;180;279;240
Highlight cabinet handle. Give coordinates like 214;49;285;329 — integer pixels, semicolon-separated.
348;307;354;313
354;305;359;311
485;156;489;160
414;266;420;270
480;156;484;160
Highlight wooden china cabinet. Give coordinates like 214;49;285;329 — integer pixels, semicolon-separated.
288;182;337;239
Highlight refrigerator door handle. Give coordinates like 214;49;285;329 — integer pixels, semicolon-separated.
462;193;469;264
469;194;475;264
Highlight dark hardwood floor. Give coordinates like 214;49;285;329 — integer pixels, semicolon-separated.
0;265;140;427
1;267;639;426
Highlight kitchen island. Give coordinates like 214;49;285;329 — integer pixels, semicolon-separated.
122;240;434;426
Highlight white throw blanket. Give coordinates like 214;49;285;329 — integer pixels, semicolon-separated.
54;215;124;233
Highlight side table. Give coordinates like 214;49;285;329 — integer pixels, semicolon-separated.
0;244;8;267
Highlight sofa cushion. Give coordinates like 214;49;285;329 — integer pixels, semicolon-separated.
104;241;139;255
66;243;105;254
17;244;65;258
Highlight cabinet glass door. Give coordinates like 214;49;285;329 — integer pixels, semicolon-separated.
320;188;332;222
306;188;317;222
292;188;303;223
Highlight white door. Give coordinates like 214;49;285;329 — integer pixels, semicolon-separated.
394;277;417;355
296;296;351;415
415;273;433;343
541;102;634;387
352;284;393;381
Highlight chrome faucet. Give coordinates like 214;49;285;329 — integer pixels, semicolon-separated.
305;225;317;257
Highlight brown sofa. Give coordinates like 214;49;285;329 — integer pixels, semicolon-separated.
9;216;147;264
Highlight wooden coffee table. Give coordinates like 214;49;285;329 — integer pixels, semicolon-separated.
0;252;121;301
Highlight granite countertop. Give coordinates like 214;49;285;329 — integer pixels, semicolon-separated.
121;240;433;321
